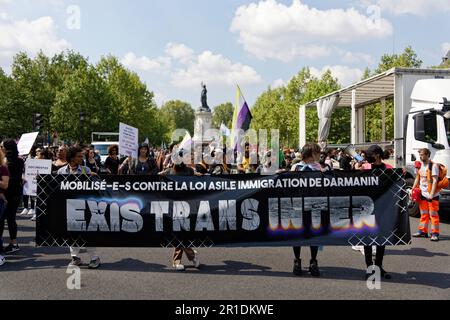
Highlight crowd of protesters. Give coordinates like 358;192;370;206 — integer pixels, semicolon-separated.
0;138;437;282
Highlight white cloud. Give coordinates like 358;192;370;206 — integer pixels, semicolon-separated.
121;52;171;73
165;43;194;65
336;48;375;65
311;65;363;87
230;0;393;62
0;16;71;68
442;42;450;55
171;50;262;88
369;0;450;16
271;78;286;89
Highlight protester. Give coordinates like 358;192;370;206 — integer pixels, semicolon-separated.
209;148;230;175
20;148;37;217
129;143;158;175
118;155;133;175
84;147;100;175
160;148;200;271
58;146;101;269
291;143;322;277
0;139;24;254
360;145;392;280
29;148;54;221
237;142;251;173
319;151;333;172
0;147;10;266
52;146;68;174
412;148;441;242
104;145;120;175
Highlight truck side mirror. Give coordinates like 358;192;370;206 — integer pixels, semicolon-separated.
432;142;445;150
413;113;426;141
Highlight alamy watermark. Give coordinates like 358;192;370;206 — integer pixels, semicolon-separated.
66;265;81;290
66;5;81;30
366;265;381;290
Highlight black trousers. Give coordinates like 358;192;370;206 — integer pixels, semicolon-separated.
364;245;385;267
22;195;35;210
0;195;20;242
293;246;319;261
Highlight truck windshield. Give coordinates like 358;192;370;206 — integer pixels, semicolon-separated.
445;117;450;146
94;145;110;156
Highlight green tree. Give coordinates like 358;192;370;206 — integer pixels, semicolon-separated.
212;102;233;129
50;62;112;143
375;46;423;74
251;68;340;147
160;100;195;140
362;47;423;143
96;56;166;145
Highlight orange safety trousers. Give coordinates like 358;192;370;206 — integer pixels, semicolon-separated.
418;199;440;235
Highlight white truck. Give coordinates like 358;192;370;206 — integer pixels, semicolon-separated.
300;67;450;216
91;132;119;164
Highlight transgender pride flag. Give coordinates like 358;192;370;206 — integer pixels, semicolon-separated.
230;85;253;149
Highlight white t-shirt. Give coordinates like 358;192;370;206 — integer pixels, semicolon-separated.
418;162;440;198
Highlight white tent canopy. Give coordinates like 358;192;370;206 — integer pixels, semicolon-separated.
299;67;450;149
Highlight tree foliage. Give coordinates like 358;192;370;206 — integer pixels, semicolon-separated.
212;102;233;129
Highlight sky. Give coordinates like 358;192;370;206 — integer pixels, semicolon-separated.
1;0;450;109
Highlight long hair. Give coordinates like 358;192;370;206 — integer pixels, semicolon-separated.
2;139;18;161
0;148;5;167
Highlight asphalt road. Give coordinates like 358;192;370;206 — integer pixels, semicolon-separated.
0;214;449;300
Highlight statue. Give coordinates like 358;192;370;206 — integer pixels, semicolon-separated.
199;82;211;112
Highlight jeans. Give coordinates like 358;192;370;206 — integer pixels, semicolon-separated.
23;195;35;210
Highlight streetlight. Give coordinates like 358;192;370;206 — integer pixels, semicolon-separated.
79;111;86;144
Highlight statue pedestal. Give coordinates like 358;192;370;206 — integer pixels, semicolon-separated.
193;110;213;144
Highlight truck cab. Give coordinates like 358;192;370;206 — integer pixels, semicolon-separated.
405;79;450;215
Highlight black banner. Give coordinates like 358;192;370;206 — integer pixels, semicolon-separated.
36;169;411;247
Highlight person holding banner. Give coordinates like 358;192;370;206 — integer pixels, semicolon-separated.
0;148;9;266
291;143;322;277
130;143;158;175
52;146;68;174
361;145;392;280
161;148;200;271
84;147;100;175
0;140;24;254
104;145;120;175
58;146;101;269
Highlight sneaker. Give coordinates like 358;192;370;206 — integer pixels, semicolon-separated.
412;231;428;238
352;246;365;255
27;209;35;216
3;244;20;254
88;257;101;269
309;259;320;277
430;234;440;242
69;257;82;267
173;264;185;271
30;214;36;221
380;267;392;280
293;259;302;276
19;208;28;216
191;251;200;268
0;255;5;266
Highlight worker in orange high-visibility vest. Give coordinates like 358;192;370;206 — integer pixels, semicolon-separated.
412;148;440;242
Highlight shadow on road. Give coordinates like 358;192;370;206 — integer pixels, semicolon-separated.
385;247;449;257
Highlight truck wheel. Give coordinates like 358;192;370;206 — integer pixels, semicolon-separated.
405;178;420;217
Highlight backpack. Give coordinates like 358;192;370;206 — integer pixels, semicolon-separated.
421;161;449;193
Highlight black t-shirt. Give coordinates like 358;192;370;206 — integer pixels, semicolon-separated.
170;165;194;176
339;155;352;171
104;156;120;174
85;159;99;174
6;157;24;197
